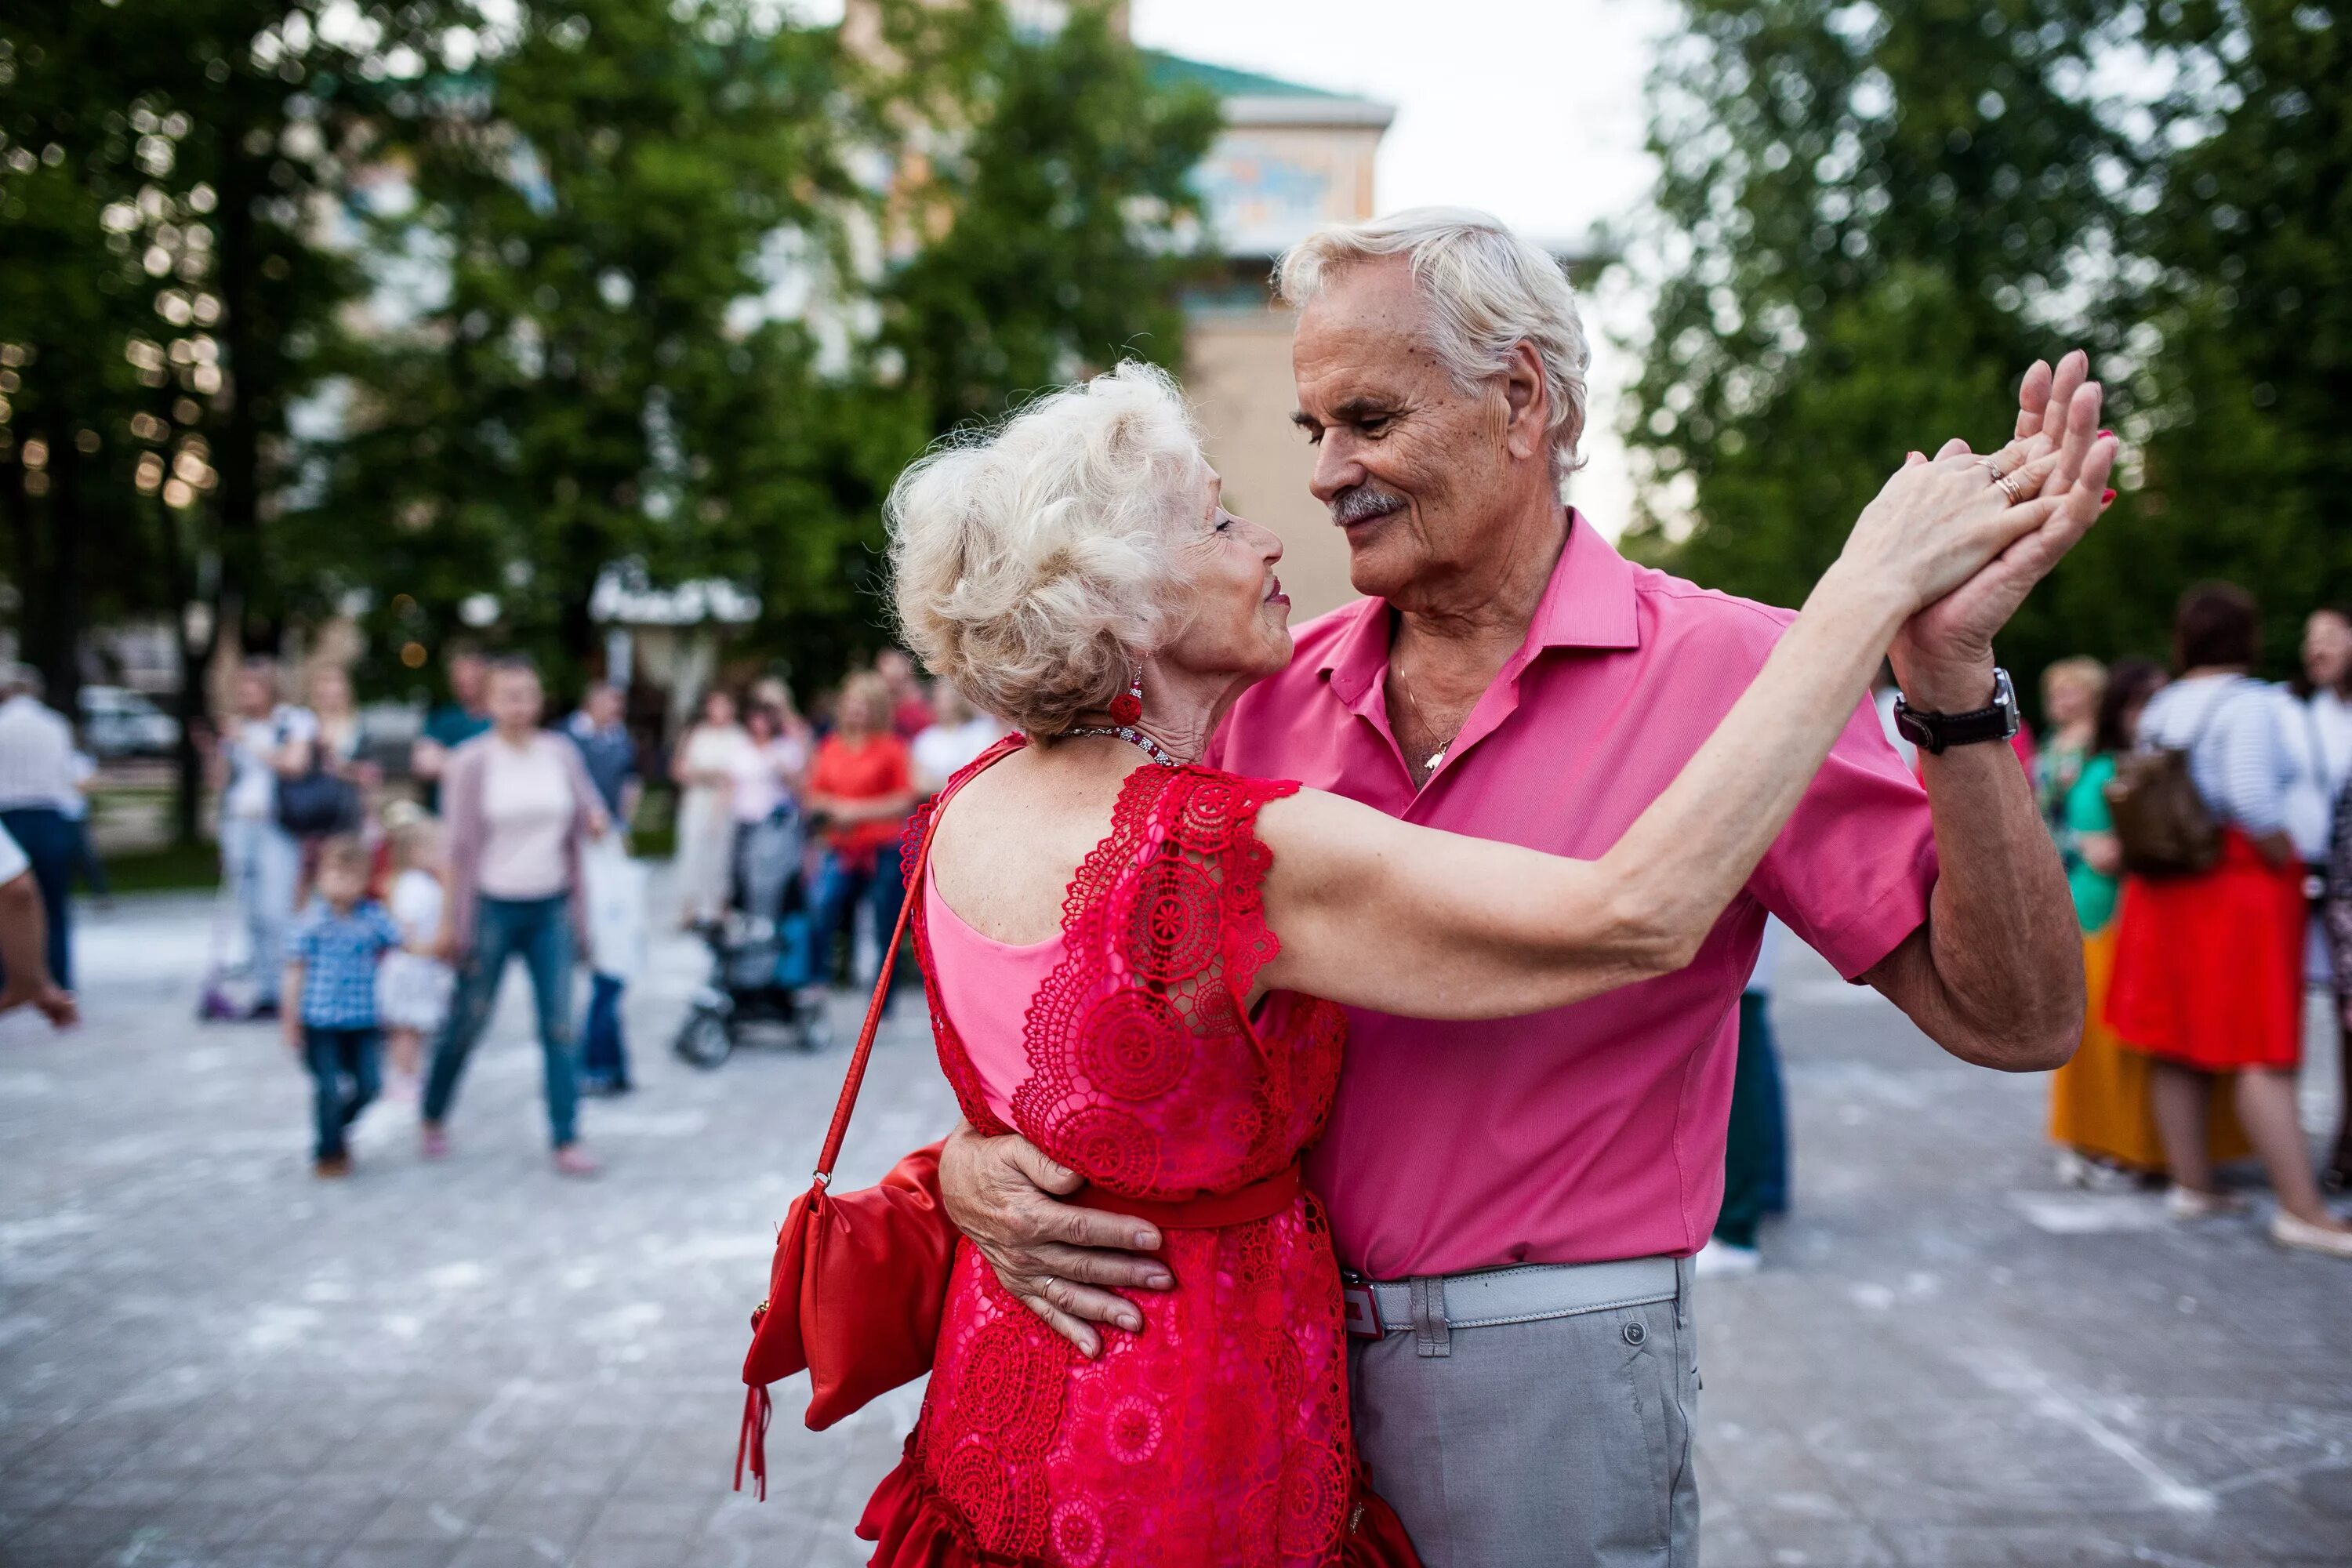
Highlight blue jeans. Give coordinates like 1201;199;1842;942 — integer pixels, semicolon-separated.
303;1025;382;1160
581;971;630;1087
219;814;300;1004
0;806;74;990
813;843;905;1009
423;894;581;1148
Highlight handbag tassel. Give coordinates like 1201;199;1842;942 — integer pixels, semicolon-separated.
734;1383;771;1501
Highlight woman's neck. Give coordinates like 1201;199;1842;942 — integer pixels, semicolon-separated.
495;723;536;748
2183;665;2251;681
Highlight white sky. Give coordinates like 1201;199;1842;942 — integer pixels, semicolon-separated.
1130;0;1676;535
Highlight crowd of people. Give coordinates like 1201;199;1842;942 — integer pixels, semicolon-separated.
2041;593;2352;1255
42;639;996;1179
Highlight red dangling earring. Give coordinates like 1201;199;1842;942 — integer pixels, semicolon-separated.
1107;666;1144;726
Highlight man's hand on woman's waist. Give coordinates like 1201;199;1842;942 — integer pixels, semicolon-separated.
938;1121;1174;1358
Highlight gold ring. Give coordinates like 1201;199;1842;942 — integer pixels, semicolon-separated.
1995;472;2027;505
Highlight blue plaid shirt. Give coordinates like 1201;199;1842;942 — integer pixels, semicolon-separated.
289;898;403;1029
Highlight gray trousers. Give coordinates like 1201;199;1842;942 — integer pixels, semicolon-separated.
1348;1257;1698;1566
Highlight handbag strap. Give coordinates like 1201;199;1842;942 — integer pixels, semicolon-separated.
811;732;1026;1184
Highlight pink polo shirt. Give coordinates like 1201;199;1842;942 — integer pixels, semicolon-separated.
1208;514;1938;1279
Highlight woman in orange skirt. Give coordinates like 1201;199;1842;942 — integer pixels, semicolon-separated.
2047;659;2249;1176
2105;584;2352;1258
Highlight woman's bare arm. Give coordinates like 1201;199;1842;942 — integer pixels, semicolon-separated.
1258;410;2116;1021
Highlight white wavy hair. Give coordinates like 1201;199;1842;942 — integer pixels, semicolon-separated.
887;362;1205;737
1276;206;1592;478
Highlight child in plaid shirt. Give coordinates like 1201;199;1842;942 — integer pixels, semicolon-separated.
285;837;403;1177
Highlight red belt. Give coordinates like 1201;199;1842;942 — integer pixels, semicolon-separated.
1080;1162;1302;1230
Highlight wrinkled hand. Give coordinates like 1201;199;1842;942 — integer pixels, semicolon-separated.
1890;350;2117;710
938;1123;1173;1358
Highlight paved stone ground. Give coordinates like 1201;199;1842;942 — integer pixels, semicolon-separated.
2;892;2348;1568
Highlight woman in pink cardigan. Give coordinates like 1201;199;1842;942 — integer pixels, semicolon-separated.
422;657;609;1176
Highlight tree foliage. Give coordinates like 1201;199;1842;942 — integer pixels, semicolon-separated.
1622;0;2347;699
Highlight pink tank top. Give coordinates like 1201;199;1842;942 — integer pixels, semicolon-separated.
919;861;1057;1126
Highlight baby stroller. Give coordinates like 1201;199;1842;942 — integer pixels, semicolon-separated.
672;800;830;1067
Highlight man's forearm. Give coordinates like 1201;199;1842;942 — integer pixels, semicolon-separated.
1871;739;2083;1069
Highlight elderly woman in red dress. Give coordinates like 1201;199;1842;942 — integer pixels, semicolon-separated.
854;361;2114;1566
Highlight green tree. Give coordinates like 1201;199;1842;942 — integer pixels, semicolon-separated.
1621;1;2133;696
305;0;855;698
871;0;1220;435
1;2;371;840
2125;0;2352;670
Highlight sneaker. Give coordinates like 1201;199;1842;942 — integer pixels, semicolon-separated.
314;1153;352;1179
2056;1149;2140;1192
553;1144;600;1178
1693;1240;1761;1278
2270;1211;2352;1259
419;1123;449;1160
2165;1185;2248;1221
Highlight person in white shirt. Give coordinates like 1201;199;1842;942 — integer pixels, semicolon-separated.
213;658;311;1016
0;666;83;990
909;681;1007;797
0;818;75;1026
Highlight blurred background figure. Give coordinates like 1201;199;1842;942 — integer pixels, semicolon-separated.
281;662;373;898
2045;657;2249;1186
409;645;492;811
210;659;304;1019
0;665;79;993
422;658;608;1178
2288;607;2352;1188
59;735;109;909
564;681;642;831
567;681;644;1097
0;818;76;1027
909;681;1005;797
2328;765;2352;1190
731;702;808;841
805;671;915;997
670;688;748;929
2107;585;2352;1258
2036;657;2105;840
376;809;453;1098
1697;917;1791;1276
875;648;934;741
281;835;401;1179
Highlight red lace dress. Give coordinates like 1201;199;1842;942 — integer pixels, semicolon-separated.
857;745;1419;1567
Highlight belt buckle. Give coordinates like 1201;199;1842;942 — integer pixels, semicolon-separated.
1340;1273;1384;1340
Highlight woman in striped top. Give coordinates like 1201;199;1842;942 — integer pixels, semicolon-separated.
2107;583;2352;1258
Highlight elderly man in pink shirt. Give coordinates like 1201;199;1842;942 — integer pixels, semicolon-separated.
939;209;2089;1564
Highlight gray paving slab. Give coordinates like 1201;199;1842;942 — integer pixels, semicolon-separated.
3;893;2347;1567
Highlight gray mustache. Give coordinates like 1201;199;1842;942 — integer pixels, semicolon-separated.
1330;486;1406;526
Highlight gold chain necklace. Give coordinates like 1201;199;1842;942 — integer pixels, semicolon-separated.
1394;672;1471;776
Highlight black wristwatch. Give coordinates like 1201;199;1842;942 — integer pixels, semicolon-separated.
1893;667;2020;756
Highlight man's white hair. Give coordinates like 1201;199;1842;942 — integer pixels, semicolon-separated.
1276;206;1591;477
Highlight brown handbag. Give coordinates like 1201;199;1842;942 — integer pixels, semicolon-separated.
2103;679;2244;877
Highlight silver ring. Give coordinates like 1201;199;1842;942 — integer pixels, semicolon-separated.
1976;456;2005;478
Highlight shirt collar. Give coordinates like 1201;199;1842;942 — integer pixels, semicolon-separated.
1319;509;1640;708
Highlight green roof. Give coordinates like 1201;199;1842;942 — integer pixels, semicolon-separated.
1142;49;1351;100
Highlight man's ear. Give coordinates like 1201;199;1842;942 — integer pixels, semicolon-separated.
1500;339;1549;461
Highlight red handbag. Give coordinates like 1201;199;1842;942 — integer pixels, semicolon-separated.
733;767;985;1499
